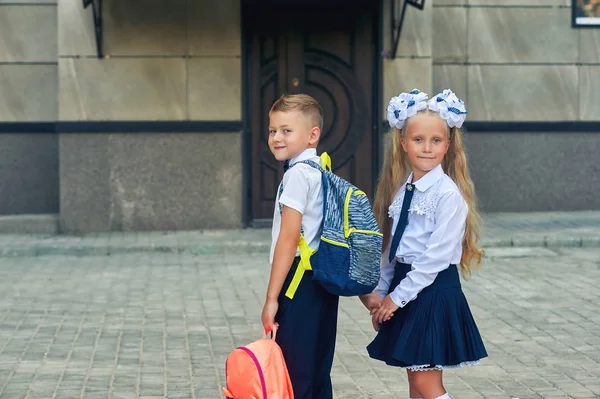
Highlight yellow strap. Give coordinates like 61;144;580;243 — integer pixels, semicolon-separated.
284;234;315;299
320;152;332;172
284;152;330;299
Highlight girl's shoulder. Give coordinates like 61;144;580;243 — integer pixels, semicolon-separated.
408;175;465;220
436;174;468;210
437;174;463;197
389;172;466;220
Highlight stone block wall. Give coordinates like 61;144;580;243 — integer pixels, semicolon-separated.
58;0;243;233
0;1;59;214
382;0;600;120
432;0;600;121
382;0;433;116
382;0;600;212
1;0;598;227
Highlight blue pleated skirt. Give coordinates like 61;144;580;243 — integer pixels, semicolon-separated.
366;262;487;370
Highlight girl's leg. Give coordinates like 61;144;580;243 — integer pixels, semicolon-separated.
407;370;422;399
408;369;447;399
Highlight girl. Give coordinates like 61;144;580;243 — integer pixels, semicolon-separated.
361;89;487;399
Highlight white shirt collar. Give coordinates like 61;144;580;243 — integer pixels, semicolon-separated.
404;164;444;192
290;148;318;164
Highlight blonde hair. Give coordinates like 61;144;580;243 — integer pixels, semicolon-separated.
373;110;483;276
270;94;324;131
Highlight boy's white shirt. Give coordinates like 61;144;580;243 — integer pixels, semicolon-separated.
269;148;323;265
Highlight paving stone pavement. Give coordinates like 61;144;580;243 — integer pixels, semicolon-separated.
0;247;599;399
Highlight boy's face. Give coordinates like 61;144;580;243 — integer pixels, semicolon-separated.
268;110;320;162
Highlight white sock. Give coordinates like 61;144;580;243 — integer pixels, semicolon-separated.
434;394;450;399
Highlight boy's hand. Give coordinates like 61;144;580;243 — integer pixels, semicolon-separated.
374;295;399;324
371;314;381;331
359;293;383;313
261;298;279;333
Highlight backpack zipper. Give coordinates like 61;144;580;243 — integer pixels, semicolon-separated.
343;189;384;238
238;346;268;399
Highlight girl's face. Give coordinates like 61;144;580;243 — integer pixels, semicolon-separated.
400;112;450;182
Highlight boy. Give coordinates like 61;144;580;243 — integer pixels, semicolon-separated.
261;94;339;399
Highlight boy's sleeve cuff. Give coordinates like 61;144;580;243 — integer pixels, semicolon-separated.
279;196;305;214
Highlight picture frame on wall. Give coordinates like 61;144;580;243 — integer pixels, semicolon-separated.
573;0;600;27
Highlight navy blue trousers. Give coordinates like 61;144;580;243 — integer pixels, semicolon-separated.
275;258;339;399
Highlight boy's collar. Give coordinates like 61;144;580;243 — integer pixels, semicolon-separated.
404;164;444;192
289;148;318;165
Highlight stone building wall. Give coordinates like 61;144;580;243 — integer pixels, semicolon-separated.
0;1;59;215
58;0;244;233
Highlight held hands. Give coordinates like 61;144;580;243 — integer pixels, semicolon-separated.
360;293;395;331
371;313;382;331
261;298;279;333
359;293;383;313
373;295;399;325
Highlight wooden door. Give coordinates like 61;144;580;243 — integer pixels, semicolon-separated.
246;1;379;221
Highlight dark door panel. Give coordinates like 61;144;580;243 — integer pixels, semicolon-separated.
246;2;379;220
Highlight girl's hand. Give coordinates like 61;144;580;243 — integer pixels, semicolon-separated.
374;295;399;324
359;293;383;313
261;299;279;333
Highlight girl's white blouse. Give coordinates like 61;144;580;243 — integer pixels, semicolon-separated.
374;164;468;307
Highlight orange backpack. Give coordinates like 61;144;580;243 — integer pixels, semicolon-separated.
222;326;294;399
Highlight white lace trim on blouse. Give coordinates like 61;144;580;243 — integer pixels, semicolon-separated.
388;179;446;221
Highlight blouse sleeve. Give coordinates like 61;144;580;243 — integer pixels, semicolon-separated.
388;190;468;308
373;242;394;299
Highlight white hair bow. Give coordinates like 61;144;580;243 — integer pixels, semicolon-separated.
427;89;467;128
386;89;429;129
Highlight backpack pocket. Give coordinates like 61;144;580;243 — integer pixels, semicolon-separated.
345;189;382;291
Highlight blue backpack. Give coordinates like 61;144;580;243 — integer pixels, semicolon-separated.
282;153;382;299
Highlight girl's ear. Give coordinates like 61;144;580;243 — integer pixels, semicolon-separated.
400;136;408;153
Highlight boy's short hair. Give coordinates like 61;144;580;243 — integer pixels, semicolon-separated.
270;94;324;131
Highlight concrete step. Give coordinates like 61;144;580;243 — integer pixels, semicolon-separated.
0;214;59;234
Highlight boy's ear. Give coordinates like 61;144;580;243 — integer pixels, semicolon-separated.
309;126;321;145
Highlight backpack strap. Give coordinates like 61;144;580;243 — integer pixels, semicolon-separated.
320;152;333;172
284;235;316;299
280;153;331;299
